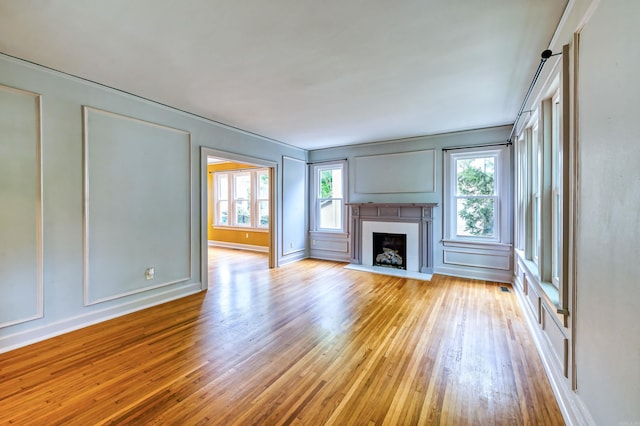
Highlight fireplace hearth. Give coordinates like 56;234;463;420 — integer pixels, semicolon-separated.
373;232;406;269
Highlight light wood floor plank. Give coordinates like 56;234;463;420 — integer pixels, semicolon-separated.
0;248;564;425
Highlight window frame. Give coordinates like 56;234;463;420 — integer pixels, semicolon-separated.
255;169;270;229
443;145;510;245
311;161;347;234
213;168;269;231
532;123;541;265
517;90;564;289
550;89;562;287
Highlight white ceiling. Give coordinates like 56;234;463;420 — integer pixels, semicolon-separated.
0;1;567;150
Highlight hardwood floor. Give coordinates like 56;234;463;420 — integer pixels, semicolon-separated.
0;248;564;425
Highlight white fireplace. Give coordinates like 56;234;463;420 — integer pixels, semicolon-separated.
346;203;437;278
362;221;419;271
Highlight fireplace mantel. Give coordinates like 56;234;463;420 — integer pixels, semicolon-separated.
346;203;438;274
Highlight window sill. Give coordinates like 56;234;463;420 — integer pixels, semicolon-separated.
310;230;348;237
442;239;512;252
515;249;562;311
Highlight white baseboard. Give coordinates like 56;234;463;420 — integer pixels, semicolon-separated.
278;250;307;266
512;276;595;426
435;265;513;283
208;240;268;253
309;252;350;263
0;282;202;354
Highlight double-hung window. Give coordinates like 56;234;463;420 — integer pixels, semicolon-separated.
516;90;564;290
256;170;269;228
532;124;541;264
233;172;251;226
312;162;345;232
444;146;509;243
551;90;562;286
216;174;229;225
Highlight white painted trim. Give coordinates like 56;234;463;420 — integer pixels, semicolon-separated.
441;239;512;251
512;277;595;425
208;240;269;253
201;146;278;276
0;283;202;354
435;266;513;284
309;252;351;263
277;250;306;266
442;249;511;271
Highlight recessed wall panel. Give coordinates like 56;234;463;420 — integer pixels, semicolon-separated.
355;150;435;194
83;107;191;305
442;249;511;270
282;156;306;255
0;85;43;327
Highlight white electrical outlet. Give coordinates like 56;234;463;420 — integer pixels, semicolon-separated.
145;267;155;280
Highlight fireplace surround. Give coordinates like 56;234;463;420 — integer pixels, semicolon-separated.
347;203;437;274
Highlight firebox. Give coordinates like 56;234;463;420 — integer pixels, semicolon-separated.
372;232;407;270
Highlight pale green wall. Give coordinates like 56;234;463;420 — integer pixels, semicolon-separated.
576;0;640;422
0;54;306;351
308;125;513;281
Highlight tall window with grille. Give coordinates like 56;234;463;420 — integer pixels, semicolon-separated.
444;147;509;243
256;170;269;228
313;163;344;232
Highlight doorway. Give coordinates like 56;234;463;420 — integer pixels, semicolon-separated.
201;147;277;289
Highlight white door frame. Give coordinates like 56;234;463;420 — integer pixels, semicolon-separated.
200;147;278;289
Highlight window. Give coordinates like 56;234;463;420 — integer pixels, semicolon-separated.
214;168;269;229
514;134;527;251
516;91;564;290
216;174;229;225
233;172;251;226
513;45;571;311
312;162;345;232
444;146;509;243
532;124;541;264
256;170;269;228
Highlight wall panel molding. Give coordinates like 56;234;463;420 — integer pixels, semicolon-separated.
82;106;192;305
0;84;43;328
282;156;307;256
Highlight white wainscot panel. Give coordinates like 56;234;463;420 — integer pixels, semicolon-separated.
312;238;348;253
525;275;541;324
443;249;511;270
542;305;569;377
0;85;43;328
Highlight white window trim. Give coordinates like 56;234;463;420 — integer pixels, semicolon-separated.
311;160;347;234
550;89;562;287
213;168;269;231
255;169;270;229
443;145;510;245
